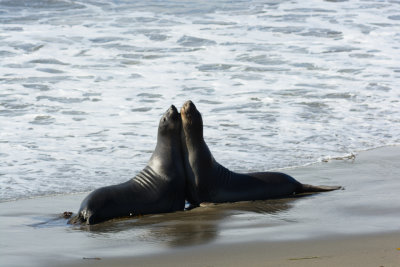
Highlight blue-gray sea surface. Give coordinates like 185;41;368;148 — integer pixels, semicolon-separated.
0;0;399;201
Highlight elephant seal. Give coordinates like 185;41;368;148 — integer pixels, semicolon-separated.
69;105;186;225
180;100;341;206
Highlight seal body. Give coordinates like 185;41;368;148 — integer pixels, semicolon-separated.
70;105;186;225
180;100;341;206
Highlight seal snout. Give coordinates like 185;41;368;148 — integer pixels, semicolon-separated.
170;105;177;112
167;104;177;113
166;105;180;121
181;100;198;127
181;100;196;114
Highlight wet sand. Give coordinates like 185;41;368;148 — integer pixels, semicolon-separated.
70;233;400;267
1;146;400;267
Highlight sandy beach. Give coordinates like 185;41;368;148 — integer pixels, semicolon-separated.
1;1;399;266
1;146;400;267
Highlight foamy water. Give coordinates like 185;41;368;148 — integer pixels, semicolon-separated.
0;0;399;201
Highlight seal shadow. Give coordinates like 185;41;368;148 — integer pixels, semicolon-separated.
28;212;75;228
66;194;314;248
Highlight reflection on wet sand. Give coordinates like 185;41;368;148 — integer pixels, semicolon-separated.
71;196;308;247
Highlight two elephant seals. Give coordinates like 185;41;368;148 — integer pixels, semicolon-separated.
180;100;341;207
70;101;340;224
69;105;186;225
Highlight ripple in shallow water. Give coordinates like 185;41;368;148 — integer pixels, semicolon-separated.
131;107;152;112
30;115;55;125
23;84;51;91
36;96;89;104
36;68;65;74
177;35;217;47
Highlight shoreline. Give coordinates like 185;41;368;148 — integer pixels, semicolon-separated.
1;145;400;267
2;144;398;205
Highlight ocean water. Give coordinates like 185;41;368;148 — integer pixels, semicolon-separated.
0;0;399;202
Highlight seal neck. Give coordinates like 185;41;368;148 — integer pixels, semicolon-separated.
149;130;181;167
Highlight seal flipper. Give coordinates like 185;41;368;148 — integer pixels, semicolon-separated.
299;184;342;193
67;214;84;224
67;208;92;224
67;209;96;225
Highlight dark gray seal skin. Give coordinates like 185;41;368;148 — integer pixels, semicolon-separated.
69;105;186;225
180;100;341;207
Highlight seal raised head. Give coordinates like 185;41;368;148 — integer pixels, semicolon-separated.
181;100;341;206
69;105;186;225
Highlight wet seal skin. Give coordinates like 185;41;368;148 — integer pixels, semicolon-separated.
69;105;186;225
180;100;341;206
